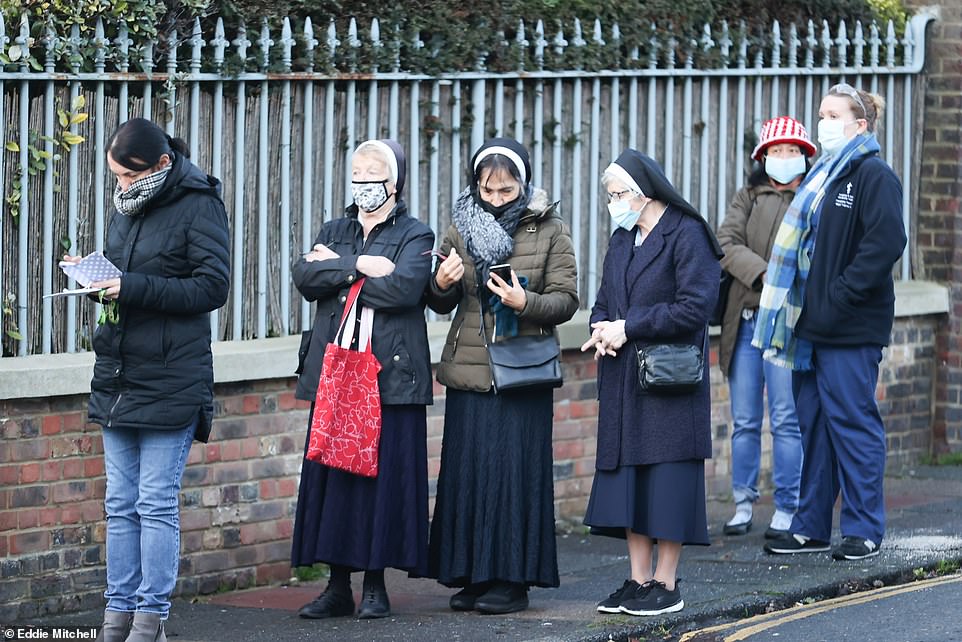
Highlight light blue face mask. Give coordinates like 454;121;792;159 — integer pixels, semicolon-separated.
607;199;642;231
764;155;807;185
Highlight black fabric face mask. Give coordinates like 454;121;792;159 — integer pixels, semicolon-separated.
473;190;518;217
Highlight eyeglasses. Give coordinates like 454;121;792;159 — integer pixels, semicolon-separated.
606;189;638;203
829;83;866;118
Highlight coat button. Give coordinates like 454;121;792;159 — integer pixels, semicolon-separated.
393;354;400;362
347;274;355;282
339;295;347;303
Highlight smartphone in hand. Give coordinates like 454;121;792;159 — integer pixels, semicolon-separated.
489;263;512;284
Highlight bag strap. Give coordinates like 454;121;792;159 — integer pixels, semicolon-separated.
335;278;374;352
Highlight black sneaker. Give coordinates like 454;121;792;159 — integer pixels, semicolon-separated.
764;526;790;539
619;580;684;616
596;579;640;613
475;582;529;615
832;536;880;560
297;585;355;619
764;532;831;554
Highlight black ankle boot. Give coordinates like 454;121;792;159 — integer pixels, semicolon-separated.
298;584;354;619
358;570;390;619
475;582;529;615
449;582;492;611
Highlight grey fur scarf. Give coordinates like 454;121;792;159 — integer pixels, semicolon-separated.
450;186;532;279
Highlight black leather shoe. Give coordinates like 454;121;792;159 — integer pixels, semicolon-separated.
297;586;355;619
723;519;752;536
475;582;528;615
764;526;789;539
357;585;391;619
449;582;491;611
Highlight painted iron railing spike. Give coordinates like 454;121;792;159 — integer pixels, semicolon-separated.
280;18;294;71
553;24;566;57
302;17;317;72
771;20;781;69
718;21;732;65
369;18;382;72
805;19;817;69
347;18;359;72
167;29;178;74
788;22;799;68
0;13;6;53
736;21;748;69
517;19;530;64
753;28;764;69
700;23;713;53
233;22;250;63
67;23;82;73
116;24;132;72
821;20;833;68
648;23;660;70
902;18;914;66
869;21;881;67
257;20;273;71
592;19;604;47
684;34;696;71
190;18;205;74
94;18;107;70
326;20;338;67
853;21;865;68
836;20;849;68
885;20;897;67
211;18;228;70
533;20;546;69
44;20;57;71
142;40;154;73
665;26;677;69
390;23;401;72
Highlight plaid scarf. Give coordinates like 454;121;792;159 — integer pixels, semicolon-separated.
113;158;174;216
751;132;881;370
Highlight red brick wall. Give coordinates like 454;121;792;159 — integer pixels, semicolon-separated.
0;314;940;620
908;0;962;453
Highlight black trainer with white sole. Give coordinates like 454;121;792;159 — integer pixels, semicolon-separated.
596;579;640;613
764;532;831;554
832;536;880;560
619;580;684;616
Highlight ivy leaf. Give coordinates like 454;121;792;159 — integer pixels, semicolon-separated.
58;109;70;128
7;44;22;62
69;113;89;125
6;329;23;341
60;235;72;252
5;141;19;153
28;57;43;72
62;132;86;146
72;95;86;110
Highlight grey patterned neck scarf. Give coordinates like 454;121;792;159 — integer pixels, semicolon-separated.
113;158;174;216
450;185;531;275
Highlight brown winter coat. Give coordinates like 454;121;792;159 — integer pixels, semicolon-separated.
716;183;796;376
425;189;580;392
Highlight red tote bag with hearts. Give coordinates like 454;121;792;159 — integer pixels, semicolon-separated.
306;278;382;477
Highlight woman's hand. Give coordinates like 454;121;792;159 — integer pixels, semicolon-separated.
580;327;612;360
356;255;395;277
434;247;464;290
594;319;628;351
487;269;527;311
61;254;82;265
91;277;122;300
304;243;340;262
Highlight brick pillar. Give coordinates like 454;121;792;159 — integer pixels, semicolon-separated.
910;1;962;453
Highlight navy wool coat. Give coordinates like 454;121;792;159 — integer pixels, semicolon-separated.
591;207;721;470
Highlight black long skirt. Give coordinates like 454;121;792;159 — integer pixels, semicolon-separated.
583;461;710;546
291;404;429;574
428;388;560;588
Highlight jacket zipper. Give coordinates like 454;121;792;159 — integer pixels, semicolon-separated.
106;392;122;428
450;318;464;357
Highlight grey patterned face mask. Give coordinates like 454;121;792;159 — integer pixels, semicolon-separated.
113;163;173;216
351;180;390;212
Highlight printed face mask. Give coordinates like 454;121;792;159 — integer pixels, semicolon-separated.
351;180;391;212
817;119;855;156
607;199;641;231
765;155;807;185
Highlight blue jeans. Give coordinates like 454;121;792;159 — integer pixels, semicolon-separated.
729;316;802;514
102;419;196;617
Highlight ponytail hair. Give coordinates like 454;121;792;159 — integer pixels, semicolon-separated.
860;92;885;131
107;117;188;171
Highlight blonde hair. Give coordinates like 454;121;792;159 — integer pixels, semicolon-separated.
830;87;886;131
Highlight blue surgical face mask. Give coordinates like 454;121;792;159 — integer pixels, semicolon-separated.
764;155;807;185
607;199;642;231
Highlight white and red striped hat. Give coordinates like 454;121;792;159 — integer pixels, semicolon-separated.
751;116;817;160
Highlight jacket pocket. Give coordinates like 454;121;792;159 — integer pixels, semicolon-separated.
295;330;313;375
440;317;465;363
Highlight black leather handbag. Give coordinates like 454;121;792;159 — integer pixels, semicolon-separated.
487;334;563;393
479;297;563;393
636;343;704;394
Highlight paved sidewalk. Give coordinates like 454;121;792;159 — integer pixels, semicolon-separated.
25;466;962;641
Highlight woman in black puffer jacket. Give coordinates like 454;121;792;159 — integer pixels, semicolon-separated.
71;118;230;642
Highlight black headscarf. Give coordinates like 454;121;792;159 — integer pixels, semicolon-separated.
610;149;723;258
378;138;406;197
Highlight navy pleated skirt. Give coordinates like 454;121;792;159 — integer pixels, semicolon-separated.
291;404;429;574
583;460;710;546
428;388;560;588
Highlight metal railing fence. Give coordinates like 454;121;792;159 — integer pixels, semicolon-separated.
0;11;935;356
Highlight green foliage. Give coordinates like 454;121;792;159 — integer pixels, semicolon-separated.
2;293;22;343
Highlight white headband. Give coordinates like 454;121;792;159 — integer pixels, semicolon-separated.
603;162;645;197
355;140;398;183
473;146;527;183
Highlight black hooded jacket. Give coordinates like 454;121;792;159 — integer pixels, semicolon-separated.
87;154;231;442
